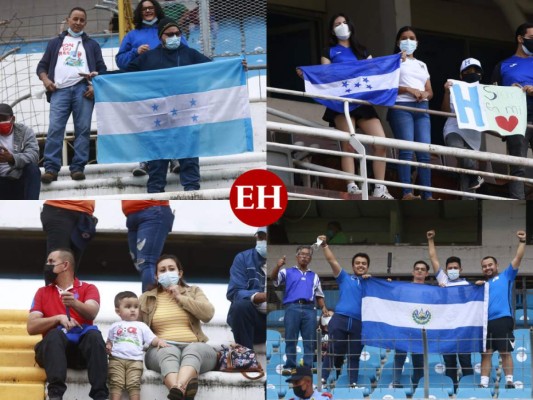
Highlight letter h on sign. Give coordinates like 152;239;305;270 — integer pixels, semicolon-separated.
451;85;485;128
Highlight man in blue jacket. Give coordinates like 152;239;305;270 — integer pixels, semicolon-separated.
226;227;267;349
124;17;211;193
36;7;107;184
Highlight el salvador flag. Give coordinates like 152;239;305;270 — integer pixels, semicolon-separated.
361;278;488;353
299;53;401;113
92;58;253;164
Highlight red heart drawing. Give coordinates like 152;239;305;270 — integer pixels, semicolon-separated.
495;115;519;132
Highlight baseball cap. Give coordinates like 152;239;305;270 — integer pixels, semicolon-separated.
0;104;14;116
256;227;267;234
285;366;312;382
460;58;483;74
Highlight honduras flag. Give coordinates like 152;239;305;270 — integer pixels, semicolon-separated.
93;58;253;163
299;54;401;113
361;278;487;353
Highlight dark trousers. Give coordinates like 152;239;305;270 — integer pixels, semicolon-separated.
393;351;424;386
321;313;362;385
0;163;41;199
35;329;108;399
147;158;200;193
443;353;473;391
227;299;266;349
40;204;86;270
506;121;533;200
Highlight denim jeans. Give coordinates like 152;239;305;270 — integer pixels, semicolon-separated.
0;162;41;199
283;303;316;369
227;299;266;349
445;133;476;197
44;81;94;173
147;158;200;193
387;102;432;198
321;313;362;385
126;205;175;291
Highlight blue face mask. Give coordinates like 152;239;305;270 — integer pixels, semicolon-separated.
399;39;417;55
143;17;158;26
447;269;460;281
158;271;180;288
165;35;181;50
68;28;84;37
255;240;267;258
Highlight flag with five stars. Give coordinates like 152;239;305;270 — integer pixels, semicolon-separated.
299;53;401;113
92;58;253;163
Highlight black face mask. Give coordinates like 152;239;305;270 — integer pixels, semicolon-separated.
462;73;481;83
44;263;58;285
293;385;308;399
523;38;533;53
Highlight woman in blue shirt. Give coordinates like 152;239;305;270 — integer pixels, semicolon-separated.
321;13;393;199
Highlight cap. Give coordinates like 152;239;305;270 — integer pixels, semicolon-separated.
256;227;267;234
158;17;179;38
0;104;14;116
70;214;98;250
460;58;483;74
285;366;312;382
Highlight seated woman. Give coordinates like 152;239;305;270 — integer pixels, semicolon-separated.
139;254;217;400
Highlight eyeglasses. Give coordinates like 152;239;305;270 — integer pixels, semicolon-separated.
142;6;155;12
164;32;180;37
414;267;427;272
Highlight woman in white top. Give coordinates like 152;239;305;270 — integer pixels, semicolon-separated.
387;26;434;200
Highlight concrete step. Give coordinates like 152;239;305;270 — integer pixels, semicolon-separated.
0;310;28;323
0;323;29;336
0;366;46;383
0;335;40;350
0;383;45;400
40;152;266;198
0;349;36;367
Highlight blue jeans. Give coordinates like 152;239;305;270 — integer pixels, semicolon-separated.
45;81;94;173
147;158;200;193
227;299;266;349
0;162;41;199
387;102;432;198
126;205;175;291
321;313;362;385
283;303;316;369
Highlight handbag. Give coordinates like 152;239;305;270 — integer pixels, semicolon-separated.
217;344;265;380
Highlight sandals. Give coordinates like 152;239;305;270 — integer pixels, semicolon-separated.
167;377;199;400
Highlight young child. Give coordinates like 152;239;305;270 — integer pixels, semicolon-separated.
107;291;169;400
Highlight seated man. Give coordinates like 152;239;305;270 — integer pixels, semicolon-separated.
27;248;108;400
0;103;40;199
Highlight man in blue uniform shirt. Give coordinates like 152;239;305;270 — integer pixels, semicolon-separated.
478;230;526;389
286;366;333;400
272;245;328;374
226;227;267;349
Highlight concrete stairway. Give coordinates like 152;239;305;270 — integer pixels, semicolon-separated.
0;310;45;400
39;152;266;199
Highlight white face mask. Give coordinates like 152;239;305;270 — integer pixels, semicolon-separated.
158;270;179;288
334;23;351;40
447;269;460;281
399;39;417;55
255;240;267;258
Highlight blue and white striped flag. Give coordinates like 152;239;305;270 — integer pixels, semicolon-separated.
361;278;488;353
93;58;253;163
299;53;401;113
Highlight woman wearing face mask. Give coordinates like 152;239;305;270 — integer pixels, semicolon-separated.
139;254;217;400
387;26;434;200
116;0;188;177
442;58;485;198
319;13;394;199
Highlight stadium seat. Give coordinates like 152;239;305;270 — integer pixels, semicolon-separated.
455;387;493;399
266;386;279;399
498;388;532;398
267;310;285;327
457;373;490;389
515;309;533;328
335;374;372;392
414;375;454;395
411;387;450;399
214;18;242;55
267;329;282;348
332;387;366;399
369;387;407;399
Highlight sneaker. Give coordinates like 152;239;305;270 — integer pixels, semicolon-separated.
350;383;359;389
388;383;403;389
70;171;85;180
281;368;293;376
468;176;484;190
402;192;421;200
347;182;362;194
41;171;58;184
477;384;488;388
505;382;515;389
372;185;394;199
170;159;180;174
132;162;148;177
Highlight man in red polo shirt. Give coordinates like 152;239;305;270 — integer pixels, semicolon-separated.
27;248;108;400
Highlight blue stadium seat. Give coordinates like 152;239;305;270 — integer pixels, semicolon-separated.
267;353;285;376
498;388;532;398
267;310;285;327
369;388;407;399
266;386;279;399
457;373;490;389
515;309;533;328
455;387;493;399
267;329;282;348
414;375;454;395
332;387;366;399
335;374;372;393
214;18;242;55
411;387;450;399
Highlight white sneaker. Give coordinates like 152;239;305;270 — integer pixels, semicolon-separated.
372;185;394;199
347;183;362;194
